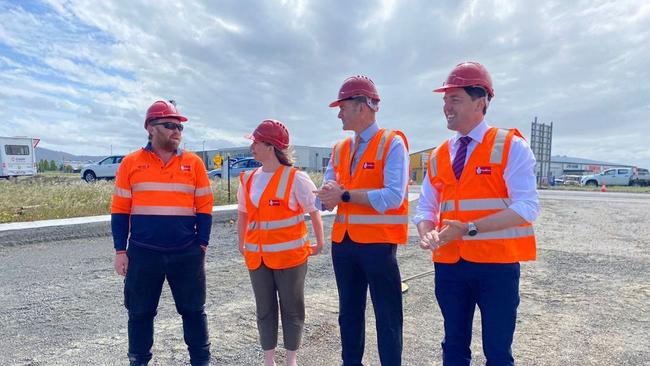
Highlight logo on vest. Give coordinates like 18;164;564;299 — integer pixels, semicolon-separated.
363;162;375;169
180;165;191;171
268;199;282;206
476;166;492;175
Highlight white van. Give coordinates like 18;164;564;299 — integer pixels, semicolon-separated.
0;136;38;179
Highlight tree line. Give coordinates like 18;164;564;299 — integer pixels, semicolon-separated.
37;159;74;173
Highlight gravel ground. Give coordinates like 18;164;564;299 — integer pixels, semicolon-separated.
0;190;648;365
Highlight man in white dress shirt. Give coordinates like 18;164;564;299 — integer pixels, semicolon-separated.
413;61;540;366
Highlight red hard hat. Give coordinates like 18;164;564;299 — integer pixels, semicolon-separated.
433;62;495;98
144;100;188;129
329;75;380;107
245;119;290;150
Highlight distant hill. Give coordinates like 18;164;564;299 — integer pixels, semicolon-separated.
35;147;104;164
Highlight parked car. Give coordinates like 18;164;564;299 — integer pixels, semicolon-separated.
80;155;124;182
580;167;650;187
553;174;581;186
220;157;261;178
207;169;221;179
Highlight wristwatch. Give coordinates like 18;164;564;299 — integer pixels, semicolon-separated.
467;222;478;236
341;191;351;203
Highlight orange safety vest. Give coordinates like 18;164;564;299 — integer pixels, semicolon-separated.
331;128;409;244
241;165;311;270
427;127;536;264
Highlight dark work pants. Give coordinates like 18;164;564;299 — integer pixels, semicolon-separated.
124;244;210;365
249;261;308;351
331;233;403;366
434;259;520;366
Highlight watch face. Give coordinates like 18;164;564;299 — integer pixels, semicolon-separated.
468;222;478;236
341;191;351;202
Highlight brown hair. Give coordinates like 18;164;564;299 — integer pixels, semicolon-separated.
272;145;295;166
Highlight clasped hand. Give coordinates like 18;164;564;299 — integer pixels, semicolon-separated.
313;180;344;210
419;219;468;251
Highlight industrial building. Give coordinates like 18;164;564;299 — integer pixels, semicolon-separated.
548;156;633;177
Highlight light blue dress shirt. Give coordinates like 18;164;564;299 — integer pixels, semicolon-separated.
317;122;409;214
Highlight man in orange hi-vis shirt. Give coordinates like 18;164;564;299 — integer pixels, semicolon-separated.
111;100;214;366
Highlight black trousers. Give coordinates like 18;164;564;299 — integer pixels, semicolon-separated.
332;233;403;366
124;244;210;365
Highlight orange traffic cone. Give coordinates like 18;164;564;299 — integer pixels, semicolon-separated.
600;184;606;192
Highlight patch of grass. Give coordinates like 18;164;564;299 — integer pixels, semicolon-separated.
0;171;325;223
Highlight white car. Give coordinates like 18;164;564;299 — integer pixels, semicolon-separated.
81;155;124;182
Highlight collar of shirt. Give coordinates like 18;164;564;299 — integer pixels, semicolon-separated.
450;120;491;146
144;141;182;156
355;121;379;145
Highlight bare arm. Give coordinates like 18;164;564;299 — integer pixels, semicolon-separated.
308;210;325;255
237;211;247;254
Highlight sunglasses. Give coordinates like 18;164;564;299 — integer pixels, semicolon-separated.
150;121;184;131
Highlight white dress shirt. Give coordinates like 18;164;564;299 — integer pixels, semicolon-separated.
412;120;540;226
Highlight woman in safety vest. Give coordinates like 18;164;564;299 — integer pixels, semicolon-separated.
237;119;325;366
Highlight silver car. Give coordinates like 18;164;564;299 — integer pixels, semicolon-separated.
81;155;124;182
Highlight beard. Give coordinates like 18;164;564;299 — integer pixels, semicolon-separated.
161;138;180;152
153;134;180;152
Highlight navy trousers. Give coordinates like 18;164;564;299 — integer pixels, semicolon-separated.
124;244;210;365
332;233;403;366
434;259;520;366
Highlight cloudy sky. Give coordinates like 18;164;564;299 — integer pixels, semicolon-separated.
1;0;649;168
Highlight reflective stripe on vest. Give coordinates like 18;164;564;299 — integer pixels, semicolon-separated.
242;169;255;184
490;129;509;164
275;166;292;198
429;148;439;177
462;226;534;241
195;186;212;196
244;235;308;253
335;214;409;225
114;187;132;198
440;198;513;212
132;182;195;194
248;214;305;231
375;129;392;160
333;142;341;167
131;205;196;216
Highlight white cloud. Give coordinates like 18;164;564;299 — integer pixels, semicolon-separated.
0;0;649;169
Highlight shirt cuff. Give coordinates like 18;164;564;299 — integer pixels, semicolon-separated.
411;212;437;226
508;201;539;223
